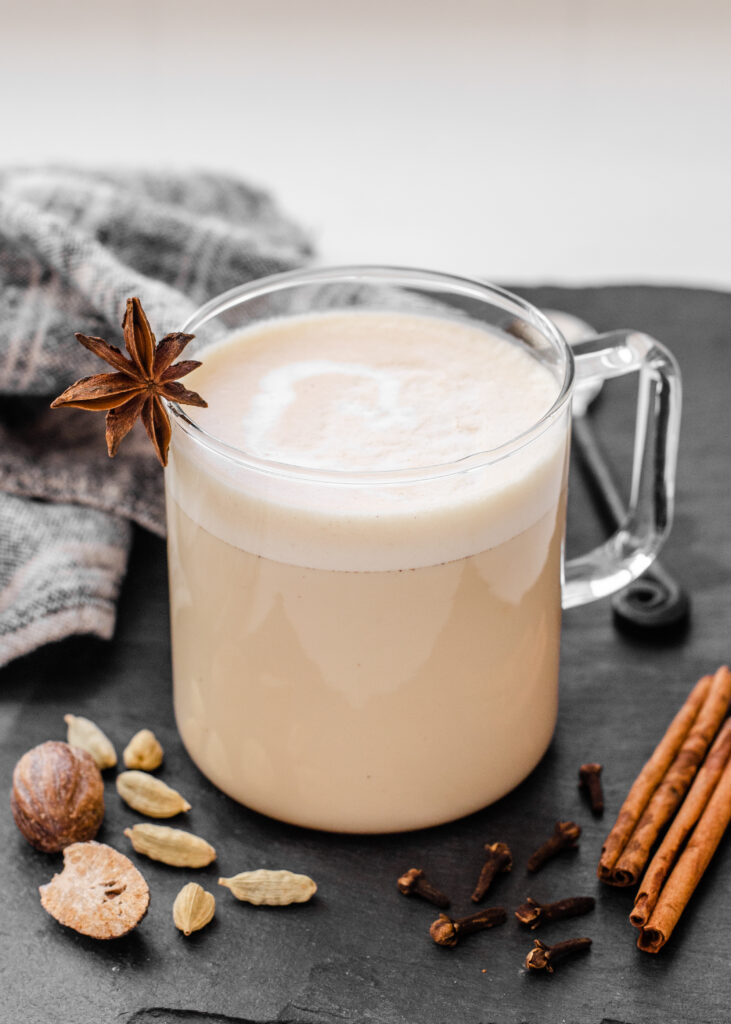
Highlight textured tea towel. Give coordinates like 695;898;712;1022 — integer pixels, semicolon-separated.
0;167;311;668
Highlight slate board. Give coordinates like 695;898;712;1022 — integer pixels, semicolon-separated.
1;285;730;1024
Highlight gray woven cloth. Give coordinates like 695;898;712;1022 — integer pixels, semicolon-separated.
0;167;311;668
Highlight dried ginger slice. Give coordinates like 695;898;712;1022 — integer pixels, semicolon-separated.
40;841;149;939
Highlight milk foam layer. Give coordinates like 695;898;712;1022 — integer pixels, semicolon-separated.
169;310;569;571
188;310;560;470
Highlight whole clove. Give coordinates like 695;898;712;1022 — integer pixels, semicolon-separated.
397;868;450;908
429;906;507;947
579;763;604;816
471;842;512;903
525;936;592;972
515;895;595;929
527;821;581;872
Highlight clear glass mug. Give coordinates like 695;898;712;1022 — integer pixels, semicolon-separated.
165;266;681;833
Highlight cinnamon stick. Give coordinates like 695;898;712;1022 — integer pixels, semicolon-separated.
631;718;731;928
610;666;731;886
598;672;713;882
637;752;731;952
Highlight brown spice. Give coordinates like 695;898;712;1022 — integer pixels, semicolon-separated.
50;297;207;466
526;821;581;873
11;741;104;852
597;669;728;883
578;763;604;816
637;751;731;953
515;896;595;929
525;936;592;972
39;841;149;939
609;665;731;886
397;868;450;908
429;907;507;947
631;717;731;929
471;842;512;903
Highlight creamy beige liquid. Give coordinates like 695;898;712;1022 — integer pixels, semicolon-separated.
166;310;569;832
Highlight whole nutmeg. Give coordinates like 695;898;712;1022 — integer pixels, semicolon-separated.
11;741;105;852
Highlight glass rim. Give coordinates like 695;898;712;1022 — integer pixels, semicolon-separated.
167;264;575;485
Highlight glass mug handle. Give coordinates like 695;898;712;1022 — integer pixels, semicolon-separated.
562;330;682;609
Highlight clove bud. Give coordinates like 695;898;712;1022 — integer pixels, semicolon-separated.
525;936;592;972
429;906;507;947
471;841;512;903
515;895;595;929
397;868;450;909
527;821;581;872
578;763;604;816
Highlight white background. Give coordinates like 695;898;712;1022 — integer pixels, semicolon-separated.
2;0;730;286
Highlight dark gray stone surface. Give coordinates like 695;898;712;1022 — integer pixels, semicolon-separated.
1;286;729;1024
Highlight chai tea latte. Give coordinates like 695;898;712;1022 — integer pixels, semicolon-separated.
166;310;569;832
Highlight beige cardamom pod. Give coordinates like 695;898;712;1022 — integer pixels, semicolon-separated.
218;869;317;905
116;771;190;818
173;882;216;936
123;729;164;771
64;714;117;770
124;824;216;867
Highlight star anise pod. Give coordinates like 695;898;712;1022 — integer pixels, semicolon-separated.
51;297;207;466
